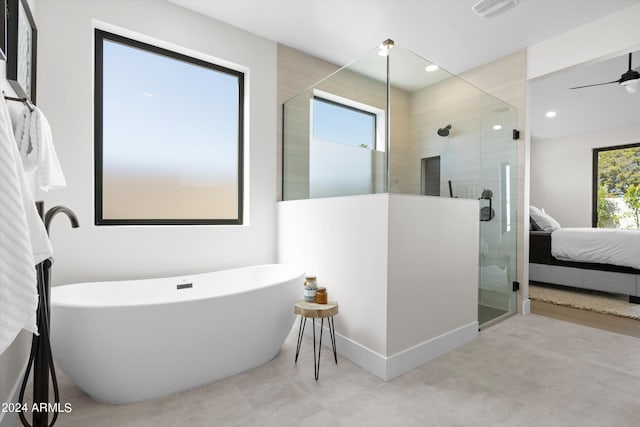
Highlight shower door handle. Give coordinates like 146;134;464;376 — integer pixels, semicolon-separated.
480;197;494;222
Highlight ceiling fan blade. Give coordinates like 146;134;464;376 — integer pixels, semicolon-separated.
569;79;620;90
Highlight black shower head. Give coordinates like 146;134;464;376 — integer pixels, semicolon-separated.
437;124;452;137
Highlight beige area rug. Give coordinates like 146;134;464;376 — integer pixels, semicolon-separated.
529;284;640;321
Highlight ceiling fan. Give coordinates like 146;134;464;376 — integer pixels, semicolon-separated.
569;52;640;94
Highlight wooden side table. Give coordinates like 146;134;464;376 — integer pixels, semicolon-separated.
293;300;338;380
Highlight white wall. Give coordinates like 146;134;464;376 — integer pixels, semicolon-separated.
35;0;277;285
527;3;640;80
386;194;478;355
530;123;640;227
277;194;390;355
278;194;479;379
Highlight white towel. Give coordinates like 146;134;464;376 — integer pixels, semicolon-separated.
14;107;35;172
14;106;66;191
0;98;53;355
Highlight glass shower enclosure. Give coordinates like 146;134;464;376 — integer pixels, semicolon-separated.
283;41;518;327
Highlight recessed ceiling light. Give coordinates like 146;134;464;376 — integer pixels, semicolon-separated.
545;111;557;118
142;92;154;97
492;124;502;130
425;64;439;72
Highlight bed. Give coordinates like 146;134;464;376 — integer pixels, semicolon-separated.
529;228;640;303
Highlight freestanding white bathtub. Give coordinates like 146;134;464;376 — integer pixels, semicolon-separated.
50;264;304;404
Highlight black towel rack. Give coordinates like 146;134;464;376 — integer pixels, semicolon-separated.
3;92;35;111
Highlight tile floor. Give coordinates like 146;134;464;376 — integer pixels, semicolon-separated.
12;314;640;426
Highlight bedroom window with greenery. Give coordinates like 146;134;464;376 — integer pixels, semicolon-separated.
94;29;244;225
593;143;640;229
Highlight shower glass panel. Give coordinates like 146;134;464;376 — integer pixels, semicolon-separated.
386;46;518;326
283;47;387;201
282;42;519;326
477;93;518;326
388;46;482;197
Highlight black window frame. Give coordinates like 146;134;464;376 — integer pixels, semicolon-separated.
94;29;244;226
312;96;377;149
592;142;640;227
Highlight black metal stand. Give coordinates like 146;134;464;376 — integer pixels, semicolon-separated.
294;316;306;363
312;318;322;380
294;315;337;380
19;260;59;427
327;316;337;364
18;201;69;427
33;262;50;427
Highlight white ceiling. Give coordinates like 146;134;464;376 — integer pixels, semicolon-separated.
168;0;640;140
169;0;639;74
531;50;640;140
343;45;453;92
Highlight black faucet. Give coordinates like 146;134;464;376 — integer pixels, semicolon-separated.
22;203;79;427
44;205;80;235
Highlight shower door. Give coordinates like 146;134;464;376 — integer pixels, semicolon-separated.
478;94;518;327
382;45;519;327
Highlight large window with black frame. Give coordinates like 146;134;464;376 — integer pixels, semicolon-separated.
593;143;640;229
94;29;244;225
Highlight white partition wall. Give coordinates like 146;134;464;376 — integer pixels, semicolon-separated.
278;194;479;380
386;195;479;359
278;194;390;357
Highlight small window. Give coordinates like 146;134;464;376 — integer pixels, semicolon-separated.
307;92;385;198
593;143;640;229
312;96;377;149
94;29;244;225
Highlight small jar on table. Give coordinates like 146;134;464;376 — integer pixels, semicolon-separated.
315;287;327;304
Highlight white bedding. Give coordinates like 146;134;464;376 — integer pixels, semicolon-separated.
551;227;640;270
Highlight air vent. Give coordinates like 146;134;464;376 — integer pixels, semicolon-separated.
472;0;519;19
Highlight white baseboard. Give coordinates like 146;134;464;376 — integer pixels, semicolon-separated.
385;322;478;380
303;321;478;380
522;298;531;315
302;320;387;379
331;330;389;380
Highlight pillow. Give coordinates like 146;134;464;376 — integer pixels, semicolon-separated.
529;206;543;230
529;216;541;231
529;205;561;232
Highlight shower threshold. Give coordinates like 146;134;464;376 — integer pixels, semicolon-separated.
478;304;512;329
